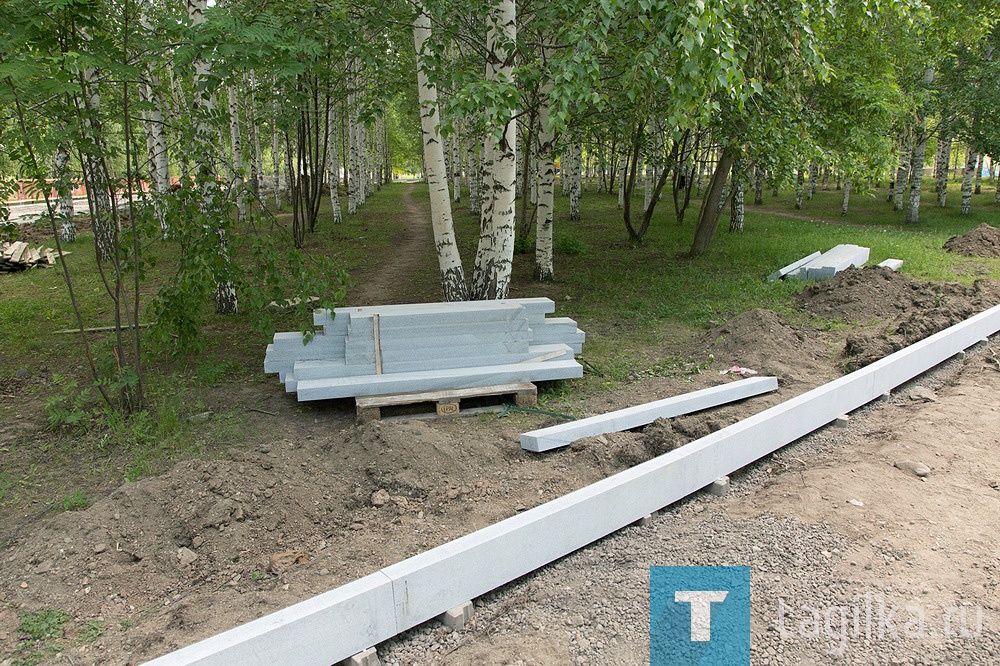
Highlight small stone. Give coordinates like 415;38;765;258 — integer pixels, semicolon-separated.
894;460;931;477
20;581;28;588
191;536;205;548
187;410;214;424
177;547;198;567
847;499;864;507
908;387;937;403
93;543;108;554
15;368;29;378
371;489;390;507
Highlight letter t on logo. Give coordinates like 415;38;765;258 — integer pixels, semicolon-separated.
674;591;729;641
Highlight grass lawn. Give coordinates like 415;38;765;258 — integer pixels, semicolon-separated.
1;176;998;514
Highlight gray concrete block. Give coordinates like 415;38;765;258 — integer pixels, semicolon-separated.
707;476;730;496
878;258;903;271
766;250;822;282
438;601;474;631
834;415;849;428
521;377;779;452
797;244;870;281
295;359;584;401
341;647;380;666
635;514;653;527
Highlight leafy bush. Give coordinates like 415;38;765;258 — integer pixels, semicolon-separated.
555;232;587;256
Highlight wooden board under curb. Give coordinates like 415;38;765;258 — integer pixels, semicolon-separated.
355;382;537;422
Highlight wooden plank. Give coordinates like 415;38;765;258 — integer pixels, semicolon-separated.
356;382;537;409
55;323;154;334
521;376;779;452
372;314;383;375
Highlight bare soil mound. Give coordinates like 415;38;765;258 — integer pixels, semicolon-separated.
689;308;837;386
942;223;1000;258
794;266;929;322
841;278;1000;370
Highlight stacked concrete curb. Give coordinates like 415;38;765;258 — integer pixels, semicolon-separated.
264;298;585;401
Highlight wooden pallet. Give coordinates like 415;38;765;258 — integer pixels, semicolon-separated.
355;382;537;423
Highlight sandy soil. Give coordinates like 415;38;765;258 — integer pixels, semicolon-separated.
2;199;999;665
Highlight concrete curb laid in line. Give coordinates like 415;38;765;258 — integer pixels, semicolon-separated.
144;303;1000;666
520;376;780;452
766;250;822;282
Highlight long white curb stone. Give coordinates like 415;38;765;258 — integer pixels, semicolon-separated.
144;303;1000;666
520;376;779;452
798;244;870;281
294;359;583;401
766;250;821;282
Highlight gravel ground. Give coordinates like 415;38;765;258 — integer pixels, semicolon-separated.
376;346;1000;666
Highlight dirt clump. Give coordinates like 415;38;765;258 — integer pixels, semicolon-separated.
690;308;837;386
942;223;1000;258
840;278;1000;370
794;265;927;322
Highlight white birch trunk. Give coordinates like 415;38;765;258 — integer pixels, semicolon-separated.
248;77;262;199
905;120;927;224
893;137;911;211
78;67;115;262
974;153;983;195
935;133;951;207
228;86;246;222
808;162;818;199
348;91;360;215
327;106;343;224
841;176;851;216
468;143;480;214
54;141;76;242
188;0;236;313
794;168;804;209
569;141;581;221
413;6;468;301
534;83;555;281
729;169;744;233
471;0;516;300
271;95;283;210
961;149;977;215
451;133;462;203
617;154;625;209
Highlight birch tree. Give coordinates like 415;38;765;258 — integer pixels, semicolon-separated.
413;4;469;301
471;0;517;301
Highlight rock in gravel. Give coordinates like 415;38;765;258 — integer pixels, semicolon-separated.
202;498;238;528
371;489;391;507
177;547;198;567
908;387;937;402
93;543;108;554
894;460;931;477
847;499;864;507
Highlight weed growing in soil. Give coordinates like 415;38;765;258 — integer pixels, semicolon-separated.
77;619;106;643
59;490;92;511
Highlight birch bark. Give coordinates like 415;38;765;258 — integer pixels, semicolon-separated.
534;82;555;282
413;5;468;301
960;149;977;215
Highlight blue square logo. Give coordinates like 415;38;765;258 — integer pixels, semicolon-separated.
650;566;750;666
